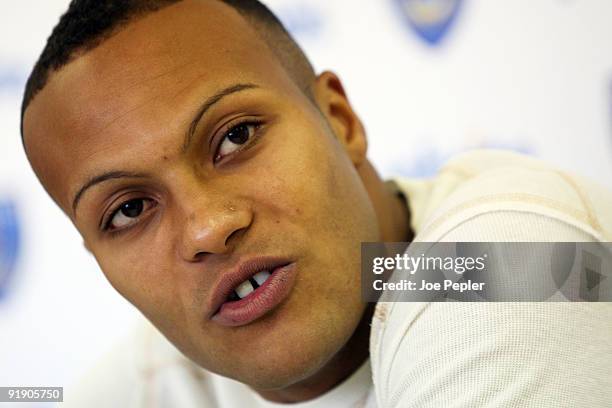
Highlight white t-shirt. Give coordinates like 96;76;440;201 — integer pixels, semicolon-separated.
64;150;612;407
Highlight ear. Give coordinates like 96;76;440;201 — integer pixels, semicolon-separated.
313;71;367;166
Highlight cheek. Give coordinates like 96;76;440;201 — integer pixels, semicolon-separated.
94;239;182;319
245;115;377;239
96;244;200;354
242;117;378;302
285;132;377;243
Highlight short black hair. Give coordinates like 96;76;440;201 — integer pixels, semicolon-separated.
21;0;315;137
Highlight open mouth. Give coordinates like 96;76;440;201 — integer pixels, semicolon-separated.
210;260;297;327
226;270;274;302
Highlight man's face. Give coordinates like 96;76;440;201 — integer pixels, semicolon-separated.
23;0;379;388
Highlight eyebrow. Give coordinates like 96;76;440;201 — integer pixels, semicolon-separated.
72;171;149;215
71;82;259;215
183;82;259;152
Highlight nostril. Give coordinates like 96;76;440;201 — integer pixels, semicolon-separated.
192;250;210;261
224;227;246;248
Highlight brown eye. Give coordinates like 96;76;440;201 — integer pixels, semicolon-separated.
216;122;258;160
106;198;153;230
227;124;250;144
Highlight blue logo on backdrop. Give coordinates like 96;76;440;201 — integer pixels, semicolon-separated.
0;200;20;301
394;0;463;46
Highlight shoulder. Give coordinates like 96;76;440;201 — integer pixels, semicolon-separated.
396;149;612;241
371;215;612;406
372;300;612;407
372;150;612;406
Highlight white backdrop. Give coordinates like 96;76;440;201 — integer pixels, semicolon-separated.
1;0;611;401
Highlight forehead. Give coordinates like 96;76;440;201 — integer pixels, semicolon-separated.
23;0;296;211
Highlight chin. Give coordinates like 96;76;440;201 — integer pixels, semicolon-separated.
235;350;330;390
185;290;360;389
212;328;341;390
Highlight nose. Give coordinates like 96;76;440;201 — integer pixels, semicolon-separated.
177;196;252;262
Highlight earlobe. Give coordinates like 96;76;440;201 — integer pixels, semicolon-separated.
313;71;367;166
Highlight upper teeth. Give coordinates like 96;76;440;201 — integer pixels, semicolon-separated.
231;270;272;300
253;270;270;286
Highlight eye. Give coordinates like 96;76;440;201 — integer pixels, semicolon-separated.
215;122;260;161
105;198;155;231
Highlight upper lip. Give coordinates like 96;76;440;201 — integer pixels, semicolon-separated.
207;256;293;318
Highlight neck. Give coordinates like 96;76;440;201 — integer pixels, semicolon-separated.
254;161;411;403
254;302;376;403
363;161;413;242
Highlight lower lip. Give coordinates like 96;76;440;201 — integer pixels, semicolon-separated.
211;263;297;327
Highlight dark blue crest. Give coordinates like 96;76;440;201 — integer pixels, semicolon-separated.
394;0;463;46
0;200;20;301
